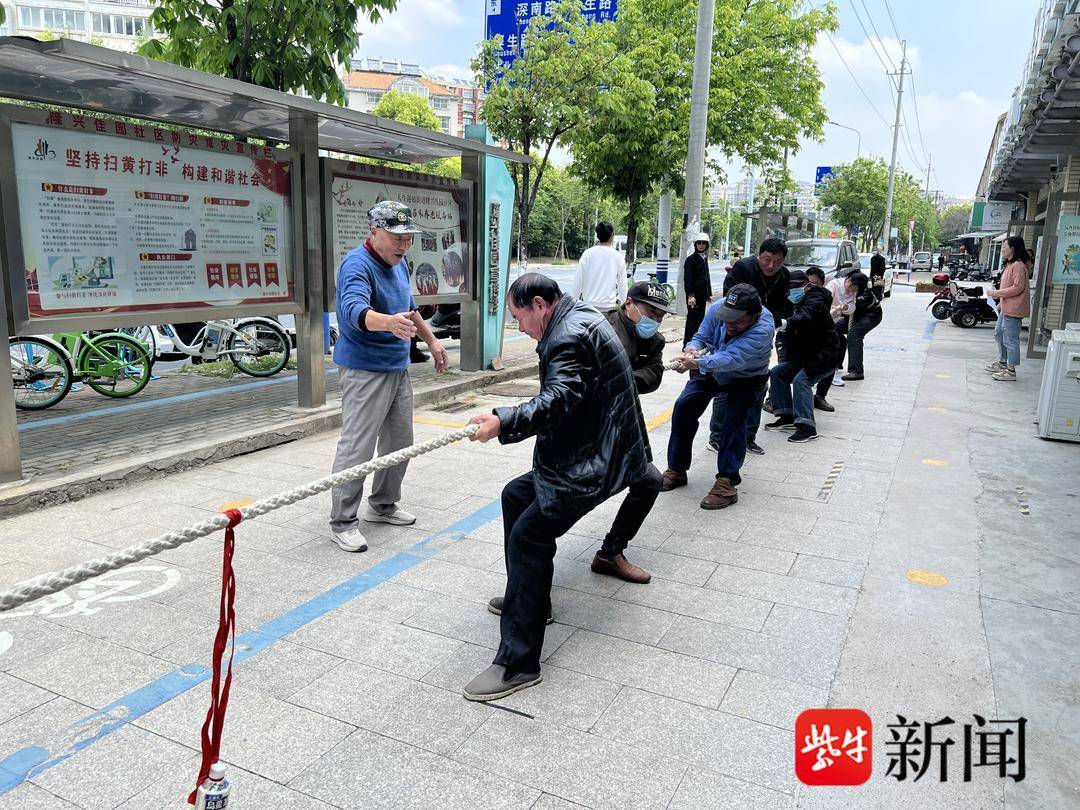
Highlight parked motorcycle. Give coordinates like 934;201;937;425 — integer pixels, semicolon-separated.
927;274;954;320
427;304;461;341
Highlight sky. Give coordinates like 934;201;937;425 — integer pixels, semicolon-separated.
357;0;1041;198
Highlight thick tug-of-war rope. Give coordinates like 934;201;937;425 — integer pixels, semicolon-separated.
0;424;479;613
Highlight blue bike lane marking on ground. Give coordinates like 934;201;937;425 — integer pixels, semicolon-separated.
0;498;504;794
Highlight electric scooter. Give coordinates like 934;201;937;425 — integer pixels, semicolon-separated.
949;285;997;328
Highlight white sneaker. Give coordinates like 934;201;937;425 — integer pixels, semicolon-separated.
985;360;1005;373
832;372;845;387
330;527;367;553
363;506;417;526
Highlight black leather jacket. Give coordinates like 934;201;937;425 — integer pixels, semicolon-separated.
495;296;651;517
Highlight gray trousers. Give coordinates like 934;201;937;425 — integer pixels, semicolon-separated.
329;367;414;533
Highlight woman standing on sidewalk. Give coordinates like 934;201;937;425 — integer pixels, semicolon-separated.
987;236;1030;382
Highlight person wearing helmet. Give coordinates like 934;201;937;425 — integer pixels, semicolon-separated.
682;232;713;347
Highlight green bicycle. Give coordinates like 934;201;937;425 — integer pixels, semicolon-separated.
9;330;152;410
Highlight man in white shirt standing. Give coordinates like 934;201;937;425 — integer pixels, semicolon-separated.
570;221;628;313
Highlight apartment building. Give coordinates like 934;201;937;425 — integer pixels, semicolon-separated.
1;0;153;52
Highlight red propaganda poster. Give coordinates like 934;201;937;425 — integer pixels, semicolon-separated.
9;116;295;319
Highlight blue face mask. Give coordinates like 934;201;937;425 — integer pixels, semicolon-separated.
788;288;806;304
635;315;660;339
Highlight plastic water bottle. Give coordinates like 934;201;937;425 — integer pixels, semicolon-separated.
194;762;231;810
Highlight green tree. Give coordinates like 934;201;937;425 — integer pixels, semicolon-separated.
139;0;397;104
472;1;618;263
373;90;441;130
568;0;837;266
369;90;460;178
817;157;891;249
939;203;973;242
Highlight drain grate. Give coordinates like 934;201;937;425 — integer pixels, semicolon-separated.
484;381;542;398
432;399;473;413
817;462;845;501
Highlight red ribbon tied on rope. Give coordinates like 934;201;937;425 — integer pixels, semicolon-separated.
188;508;241;805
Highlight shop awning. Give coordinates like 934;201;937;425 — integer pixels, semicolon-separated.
992;232;1010;242
950;231;998;241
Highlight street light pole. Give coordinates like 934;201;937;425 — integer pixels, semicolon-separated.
675;0;715;317
827;119;861;159
882;40;909;256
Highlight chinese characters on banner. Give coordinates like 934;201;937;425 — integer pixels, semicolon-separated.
11;116;294;318
488;202;501;315
796;710;1026;787
329;168;469;299
486;0;618;68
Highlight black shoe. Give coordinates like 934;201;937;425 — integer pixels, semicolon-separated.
788;425;819;443
410;348;430;363
487;596;553;625
746;438;765;455
763;415;795;431
813;396;835;413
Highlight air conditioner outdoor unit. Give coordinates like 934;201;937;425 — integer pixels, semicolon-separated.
1037;327;1080;441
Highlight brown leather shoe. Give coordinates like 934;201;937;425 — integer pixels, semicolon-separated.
591;552;651;584
700;476;738;510
841;372;864;381
661;469;687;491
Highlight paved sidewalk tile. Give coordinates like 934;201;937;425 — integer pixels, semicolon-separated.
668;768;794;810
610;577;772;632
135;684;354;783
704;564;859;616
547;629;735;709
718;669;828;730
289;727;540;809
289;660;492;756
658;615;841;688
590;687;794;794
451;712;686;809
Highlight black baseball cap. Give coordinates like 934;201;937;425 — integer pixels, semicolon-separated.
715;283;762;321
627;281;676;315
787;269;808;287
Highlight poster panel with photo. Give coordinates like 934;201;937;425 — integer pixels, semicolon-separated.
327;162;470;301
9;114;295;319
1052;214;1080;286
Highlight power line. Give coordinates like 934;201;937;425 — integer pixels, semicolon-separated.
824;31;891;128
908;73;931;162
858;0;897;70
882;0;903;42
849;0;896;80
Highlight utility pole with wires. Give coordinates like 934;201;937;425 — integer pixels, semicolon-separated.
920;154;932;250
882;39;909;256
674;0;715;317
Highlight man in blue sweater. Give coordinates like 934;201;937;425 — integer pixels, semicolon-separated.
328;201;449;553
661;284;774;509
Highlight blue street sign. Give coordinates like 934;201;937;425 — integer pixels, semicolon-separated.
486;0;618;69
814;165;835;195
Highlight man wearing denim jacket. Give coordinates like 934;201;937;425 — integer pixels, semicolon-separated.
661;284;774;509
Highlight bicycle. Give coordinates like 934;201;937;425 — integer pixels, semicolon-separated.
156;317;290;377
9;330;152;410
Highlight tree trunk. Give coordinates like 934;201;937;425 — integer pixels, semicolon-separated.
516;157;531;266
625;189;643;273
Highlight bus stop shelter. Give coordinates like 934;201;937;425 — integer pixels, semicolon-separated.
0;36;526;483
